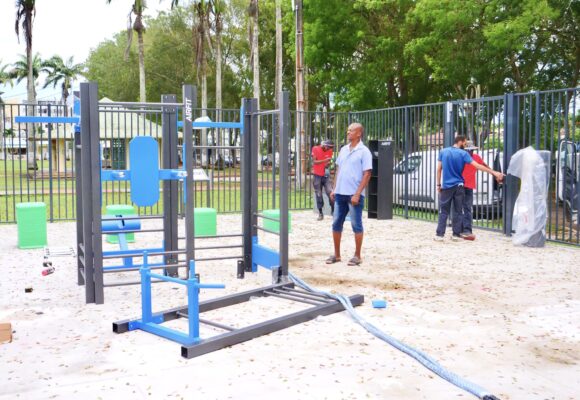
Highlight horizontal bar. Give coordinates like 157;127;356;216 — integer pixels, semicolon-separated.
199;318;236;332
273;288;330;303
103;263;187;273
177;121;243;129
263;291;323;306
254;109;279;116
283;287;331;300
148;272;188;286
100;101;182;107
101;215;164;221
190;145;244;150
255;213;280;222
195;255;243;262
102;248;183;259
254;225;280;236
99;108;163;114
15;116;80;124
178;234;243;240
101;228;164;235
195;244;243;250
176;312;236;331
104;278;165;288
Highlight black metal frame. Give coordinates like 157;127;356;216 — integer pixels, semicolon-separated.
113;282;364;359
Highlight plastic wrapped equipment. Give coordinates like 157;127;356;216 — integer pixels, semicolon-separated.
507;147;551;247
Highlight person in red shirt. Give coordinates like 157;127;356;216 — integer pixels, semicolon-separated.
312;140;334;220
461;141;491;240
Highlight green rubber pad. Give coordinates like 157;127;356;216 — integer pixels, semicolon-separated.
194;208;217;237
106;204;136;244
16;202;47;249
262;209;292;233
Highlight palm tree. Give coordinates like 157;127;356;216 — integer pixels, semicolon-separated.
295;0;306;188
212;0;225;122
172;0;213;165
9;53;42;84
41;55;84;111
15;0;37;169
107;0;147;103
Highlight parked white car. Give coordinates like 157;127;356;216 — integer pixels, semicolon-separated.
392;149;504;215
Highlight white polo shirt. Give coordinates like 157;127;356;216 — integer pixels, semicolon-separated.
334;141;373;195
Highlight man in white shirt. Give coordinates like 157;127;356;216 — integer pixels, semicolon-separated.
327;123;373;266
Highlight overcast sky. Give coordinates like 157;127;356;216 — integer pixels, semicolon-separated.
0;0;174;102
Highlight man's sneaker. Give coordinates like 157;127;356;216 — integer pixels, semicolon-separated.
433;235;445;242
317;214;324;221
451;235;462;242
461;233;476;241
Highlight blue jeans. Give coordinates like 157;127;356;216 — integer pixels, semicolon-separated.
332;194;364;233
462;188;474;234
436;185;464;237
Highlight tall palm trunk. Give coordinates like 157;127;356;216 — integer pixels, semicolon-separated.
249;0;261;170
135;12;146;103
26;28;37;170
294;0;306;188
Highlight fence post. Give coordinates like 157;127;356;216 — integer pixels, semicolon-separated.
444;101;455;147
47;104;54;222
403;107;410;219
503;93;519;236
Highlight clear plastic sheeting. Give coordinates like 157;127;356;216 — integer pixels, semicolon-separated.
507;147;551;247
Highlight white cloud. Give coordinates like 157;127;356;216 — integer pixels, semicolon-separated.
1;0;173;101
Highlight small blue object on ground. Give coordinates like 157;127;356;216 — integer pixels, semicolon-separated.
372;299;387;309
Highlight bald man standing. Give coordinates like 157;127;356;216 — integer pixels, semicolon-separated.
327;123;373;266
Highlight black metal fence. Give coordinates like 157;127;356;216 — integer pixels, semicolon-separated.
1;88;578;245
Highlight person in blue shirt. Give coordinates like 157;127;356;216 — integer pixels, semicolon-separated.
326;123;373;265
435;135;504;241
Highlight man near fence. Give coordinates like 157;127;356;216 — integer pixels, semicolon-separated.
312;140;335;220
435;135;503;242
460;141;491;241
327;123;372;266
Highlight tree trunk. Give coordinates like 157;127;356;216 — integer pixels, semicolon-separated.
295;0;306;188
275;0;282;109
137;28;147;103
250;0;261;171
26;42;37;170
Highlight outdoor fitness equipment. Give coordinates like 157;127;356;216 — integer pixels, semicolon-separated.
71;82;362;358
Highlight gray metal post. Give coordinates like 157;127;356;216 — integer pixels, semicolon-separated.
79;83;95;303
74;127;84;285
162;94;179;277
47;104;54;222
503;93;519;235
444;101;455;148
250;99;259;239
241;98;254;276
87;82;104;304
403;107;410;219
182;85;196;278
278;91;290;281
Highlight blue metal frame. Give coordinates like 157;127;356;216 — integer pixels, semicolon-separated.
128;258;225;346
251;236;280;272
14;116;80;124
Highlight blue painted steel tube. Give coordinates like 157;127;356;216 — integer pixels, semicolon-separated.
140;252;153;322
148;272;188;286
187;261;200;343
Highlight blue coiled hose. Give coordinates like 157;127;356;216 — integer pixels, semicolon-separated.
289;272;500;400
